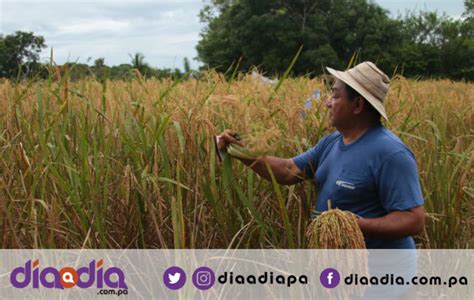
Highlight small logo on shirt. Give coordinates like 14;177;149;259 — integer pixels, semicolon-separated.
336;180;355;190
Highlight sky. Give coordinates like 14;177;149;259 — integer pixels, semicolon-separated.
0;0;467;70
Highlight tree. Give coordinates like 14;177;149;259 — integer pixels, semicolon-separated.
94;57;105;68
129;52;150;77
197;0;473;80
398;8;474;80
196;0;403;76
64;62;91;81
93;57;108;81
183;57;191;73
110;64;133;80
0;31;46;78
464;0;474;17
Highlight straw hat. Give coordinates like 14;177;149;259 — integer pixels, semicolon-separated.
326;61;390;120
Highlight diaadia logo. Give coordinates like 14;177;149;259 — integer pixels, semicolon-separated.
10;259;128;289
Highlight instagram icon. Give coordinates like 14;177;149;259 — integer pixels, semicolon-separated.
192;267;215;290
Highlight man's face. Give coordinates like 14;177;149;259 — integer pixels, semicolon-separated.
325;79;355;129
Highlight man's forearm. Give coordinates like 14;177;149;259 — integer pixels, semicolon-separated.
236;156;301;185
357;207;425;239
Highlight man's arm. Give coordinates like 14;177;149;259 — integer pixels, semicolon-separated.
237;156;304;185
357;205;425;239
363;150;426;240
217;129;305;185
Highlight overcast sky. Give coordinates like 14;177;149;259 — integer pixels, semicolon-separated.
0;0;467;70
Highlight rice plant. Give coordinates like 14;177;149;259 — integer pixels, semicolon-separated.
0;70;472;249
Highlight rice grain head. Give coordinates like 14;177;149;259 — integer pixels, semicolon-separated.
307;208;368;298
306;208;366;249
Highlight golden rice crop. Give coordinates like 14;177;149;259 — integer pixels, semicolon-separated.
0;70;472;249
306;208;366;249
306;207;368;298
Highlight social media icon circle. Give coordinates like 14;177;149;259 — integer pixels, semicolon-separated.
192;266;215;290
320;268;340;288
163;266;186;290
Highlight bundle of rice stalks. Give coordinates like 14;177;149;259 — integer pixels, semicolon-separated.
241;128;281;154
226;128;281;160
307;208;368;298
306;208;366;249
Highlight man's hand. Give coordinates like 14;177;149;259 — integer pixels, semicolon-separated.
215;129;305;185
216;129;245;154
357;205;425;239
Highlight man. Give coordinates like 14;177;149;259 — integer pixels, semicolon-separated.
217;61;424;249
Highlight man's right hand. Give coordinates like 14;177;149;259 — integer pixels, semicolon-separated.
216;129;245;153
215;129;305;185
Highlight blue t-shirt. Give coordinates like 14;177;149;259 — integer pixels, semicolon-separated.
293;125;424;249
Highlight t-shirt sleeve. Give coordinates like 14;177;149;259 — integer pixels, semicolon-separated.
292;135;331;179
292;146;318;179
376;151;424;212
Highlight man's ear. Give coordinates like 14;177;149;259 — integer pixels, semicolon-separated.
353;96;365;115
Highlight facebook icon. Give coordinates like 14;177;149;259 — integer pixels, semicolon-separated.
320;268;341;288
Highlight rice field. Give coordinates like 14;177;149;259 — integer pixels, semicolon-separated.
0;70;472;249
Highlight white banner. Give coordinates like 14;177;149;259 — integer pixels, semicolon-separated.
0;250;472;299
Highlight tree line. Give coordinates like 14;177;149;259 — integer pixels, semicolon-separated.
1;0;473;81
197;0;473;81
0;32;191;81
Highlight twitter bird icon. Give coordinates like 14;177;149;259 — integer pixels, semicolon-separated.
168;272;181;284
163;266;186;290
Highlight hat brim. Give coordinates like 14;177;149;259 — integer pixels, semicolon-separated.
326;67;388;120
